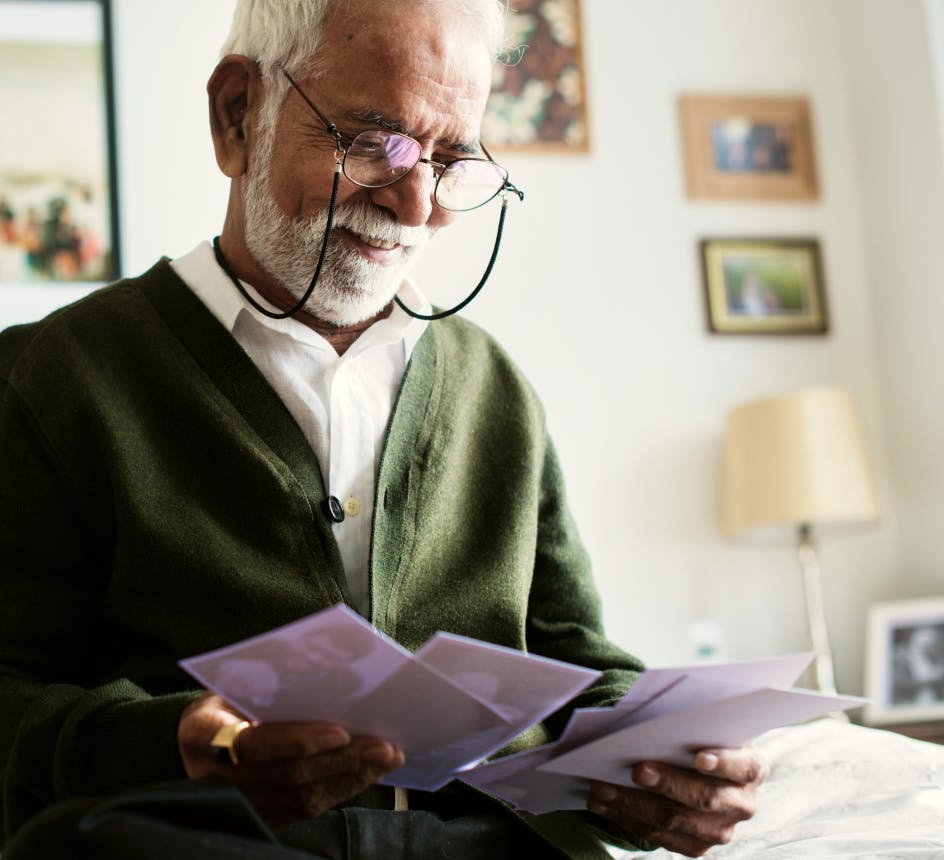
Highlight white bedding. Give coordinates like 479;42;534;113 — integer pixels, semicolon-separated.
614;718;944;859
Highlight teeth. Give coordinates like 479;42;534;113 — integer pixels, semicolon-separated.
358;232;397;250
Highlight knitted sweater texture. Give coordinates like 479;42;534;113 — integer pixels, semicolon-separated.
0;260;645;856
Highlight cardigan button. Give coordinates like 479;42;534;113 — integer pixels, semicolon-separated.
324;496;346;523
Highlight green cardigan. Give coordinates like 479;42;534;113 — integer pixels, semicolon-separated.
0;260;645;856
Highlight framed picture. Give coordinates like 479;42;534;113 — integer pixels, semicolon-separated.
864;598;944;725
699;238;828;335
482;0;589;152
0;0;120;285
679;94;818;200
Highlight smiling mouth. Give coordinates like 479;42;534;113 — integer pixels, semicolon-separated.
355;231;398;251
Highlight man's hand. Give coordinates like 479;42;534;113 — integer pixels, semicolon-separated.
586;746;769;858
179;692;405;827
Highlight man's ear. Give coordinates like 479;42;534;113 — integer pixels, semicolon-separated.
208;54;265;178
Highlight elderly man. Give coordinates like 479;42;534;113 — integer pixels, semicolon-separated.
0;1;766;857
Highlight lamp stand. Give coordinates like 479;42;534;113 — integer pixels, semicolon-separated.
796;523;840;696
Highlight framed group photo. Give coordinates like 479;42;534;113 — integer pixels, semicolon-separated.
864;598;944;726
679;94;818;201
0;0;120;285
699;238;828;335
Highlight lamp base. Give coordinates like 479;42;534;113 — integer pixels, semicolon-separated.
797;524;848;719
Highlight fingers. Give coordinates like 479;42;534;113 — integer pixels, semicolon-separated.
693;746;770;786
628;745;768;813
236;737;404;825
177;692;407;825
628;760;758;819
591;785;734;856
179;695;347;773
179;693;359;772
178;692;250;777
585;747;768;858
231;736;403;788
232;721;352;764
243;746;405;827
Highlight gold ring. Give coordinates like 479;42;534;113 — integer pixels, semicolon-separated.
210;720;251;765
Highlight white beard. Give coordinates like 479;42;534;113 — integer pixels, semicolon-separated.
242;158;432;326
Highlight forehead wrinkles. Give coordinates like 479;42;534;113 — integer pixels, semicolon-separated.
313;9;491;143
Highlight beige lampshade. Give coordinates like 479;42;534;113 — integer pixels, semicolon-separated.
723;387;881;536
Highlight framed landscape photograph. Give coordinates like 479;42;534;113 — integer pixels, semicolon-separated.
482;0;589;152
699;238;828;335
679;94;818;200
0;0;120;285
864;598;944;726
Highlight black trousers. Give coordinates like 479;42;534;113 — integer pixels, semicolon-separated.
2;778;557;860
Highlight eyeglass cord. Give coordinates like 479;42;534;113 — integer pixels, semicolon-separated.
212;163;343;320
392;195;510;321
213;166;511;324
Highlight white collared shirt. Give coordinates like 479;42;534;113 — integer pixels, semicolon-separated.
171;241;429;616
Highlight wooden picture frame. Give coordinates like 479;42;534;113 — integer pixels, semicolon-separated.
700;238;828;335
864;598;944;726
679;94;818;200
482;0;589;153
0;0;120;285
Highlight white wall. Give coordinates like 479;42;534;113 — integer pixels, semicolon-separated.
459;0;899;693
929;0;944;162
837;0;944;595
110;1;234;272
4;0;942;696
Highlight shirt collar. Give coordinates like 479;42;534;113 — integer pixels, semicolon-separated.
170;240;430;359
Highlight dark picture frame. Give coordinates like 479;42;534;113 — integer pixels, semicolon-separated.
482;0;589;153
0;0;120;285
699;238;828;335
679;94;818;201
865;598;944;726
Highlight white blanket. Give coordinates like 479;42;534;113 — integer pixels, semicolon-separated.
614;718;944;859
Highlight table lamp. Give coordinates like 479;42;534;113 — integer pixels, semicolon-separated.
722;387;881;693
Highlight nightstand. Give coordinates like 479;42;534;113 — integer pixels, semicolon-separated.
876;721;944;745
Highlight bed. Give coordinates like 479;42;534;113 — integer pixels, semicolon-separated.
612;717;944;859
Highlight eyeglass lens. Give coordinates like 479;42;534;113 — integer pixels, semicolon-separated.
344;130;509;212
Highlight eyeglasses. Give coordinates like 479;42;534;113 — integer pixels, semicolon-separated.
282;70;523;212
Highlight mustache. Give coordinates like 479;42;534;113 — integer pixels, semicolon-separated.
296;201;433;249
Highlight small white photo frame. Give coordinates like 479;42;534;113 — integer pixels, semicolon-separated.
864;597;944;725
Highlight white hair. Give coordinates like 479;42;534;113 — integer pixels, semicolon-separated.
221;0;507;138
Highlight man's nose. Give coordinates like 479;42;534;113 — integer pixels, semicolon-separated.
367;164;440;227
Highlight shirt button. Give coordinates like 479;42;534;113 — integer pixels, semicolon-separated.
343;496;362;517
324;496;345;523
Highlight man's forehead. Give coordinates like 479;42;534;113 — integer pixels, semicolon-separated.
311;7;493;109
